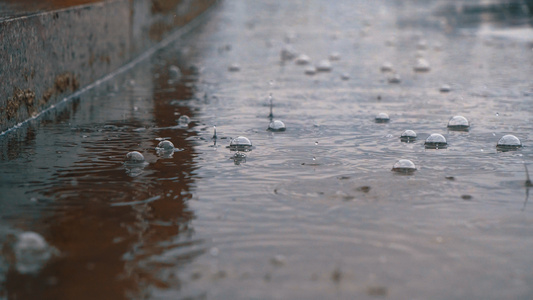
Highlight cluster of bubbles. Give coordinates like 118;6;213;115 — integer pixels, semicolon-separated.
219;30;525;174
384;114;522;173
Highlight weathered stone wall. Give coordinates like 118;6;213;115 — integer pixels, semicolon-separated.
0;0;217;132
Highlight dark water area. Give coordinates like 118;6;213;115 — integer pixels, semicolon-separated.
1;0;533;299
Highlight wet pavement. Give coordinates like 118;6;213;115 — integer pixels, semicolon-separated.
1;0;533;299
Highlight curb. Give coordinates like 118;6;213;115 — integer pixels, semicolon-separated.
0;0;217;133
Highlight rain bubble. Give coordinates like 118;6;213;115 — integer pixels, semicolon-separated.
178;115;191;127
447;116;469;130
392;159;417;173
341;73;350;80
268;120;286;132
440;84;451;93
380;62;394;72
425;133;447;149
157;140;175;151
316;60;332;72
228;64;241;72
284;32;297;43
375;112;390;123
417;40;428;50
14;232;57;274
169;65;182;80
281;46;297;61
400;130;417;142
413;58;431;72
497;134;522;150
388;73;401;84
229;136;252;151
295;54;311;65
329;52;341;61
125;151;145;163
305;66;317;75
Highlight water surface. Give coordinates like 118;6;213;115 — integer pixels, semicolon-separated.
1;0;533;299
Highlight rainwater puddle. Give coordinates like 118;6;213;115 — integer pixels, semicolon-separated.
1;0;533;299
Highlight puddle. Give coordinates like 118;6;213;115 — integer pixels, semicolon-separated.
1;0;533;299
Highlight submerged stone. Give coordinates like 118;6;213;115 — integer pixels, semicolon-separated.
268;120;286;132
229;136;252;151
125;151;145;163
497;134;522;149
400;130;417;142
447;116;469;130
392;159;417;173
375;112;390;123
425;133;447;148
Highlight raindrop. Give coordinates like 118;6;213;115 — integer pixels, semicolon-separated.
268;120;286;132
228;64;241;72
400;130;417;142
380;62;394;72
392;159;417;173
281;45;297;61
375;112;390;123
312;156;316;161
125;151;145;163
329;52;341;61
212;126;217;139
178;115;191;127
295;54;311;65
439;84;451;93
341;73;350;80
268;93;274;119
447;116;469;130
14;232;57;274
388;73;401;84
316;60;332;72
315;141;318;146
305;66;317;75
425;133;447;149
229;136;253;151
413;58;431;72
169;65;182;80
497;134;522;150
495;112;499;117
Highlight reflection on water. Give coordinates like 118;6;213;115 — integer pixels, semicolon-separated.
0;49;202;298
0;0;533;299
